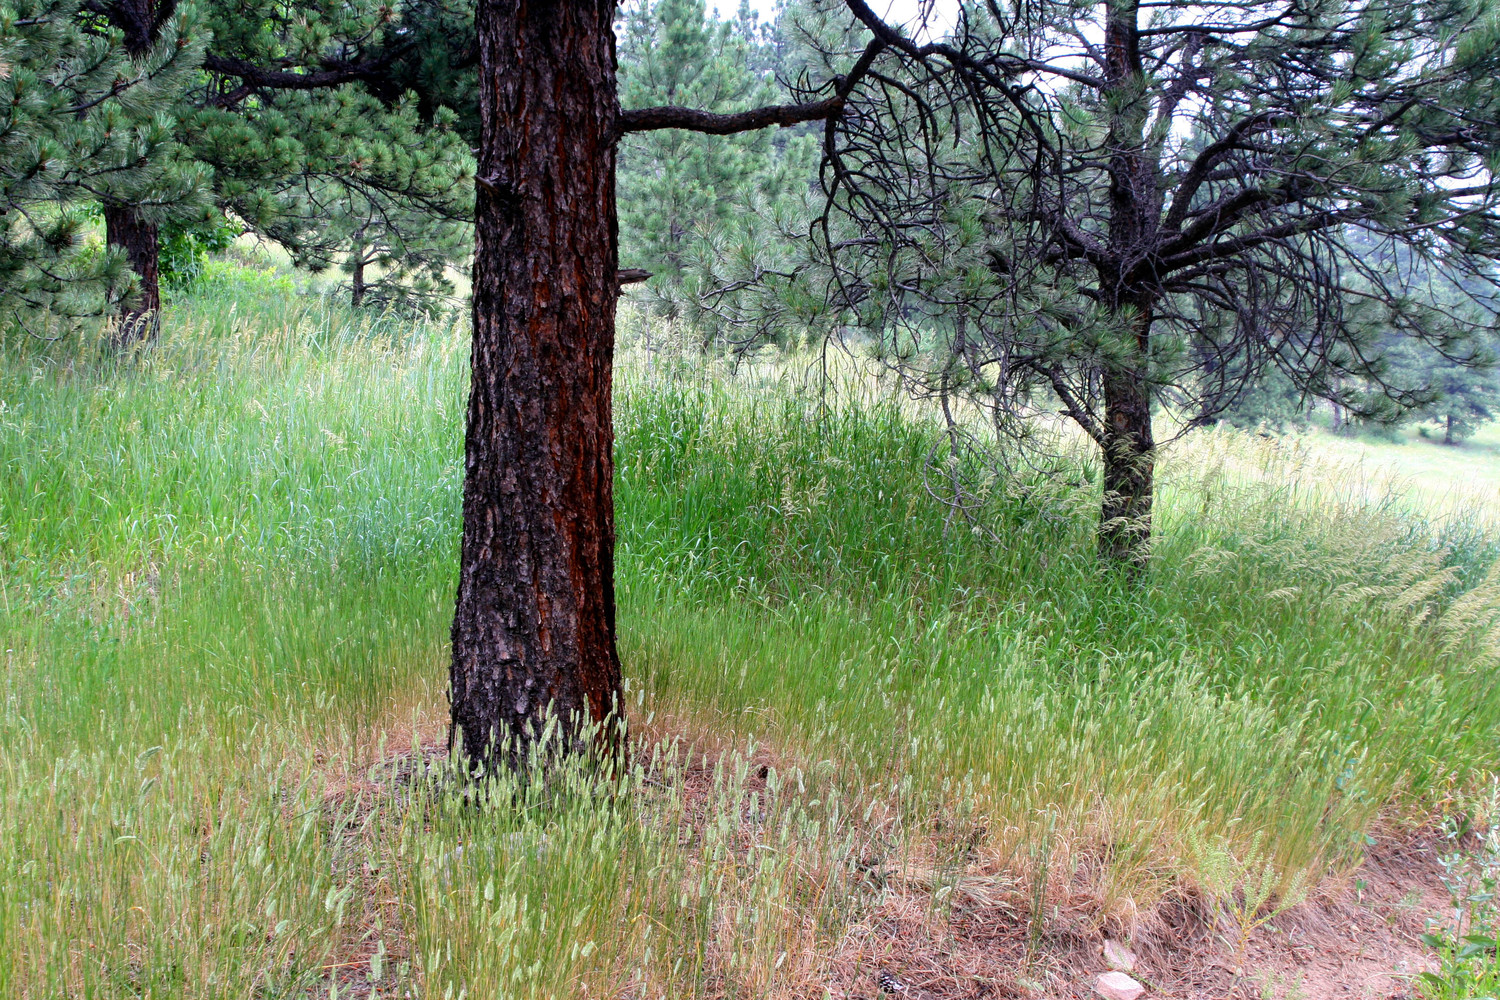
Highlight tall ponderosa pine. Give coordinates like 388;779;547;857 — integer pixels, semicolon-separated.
1;0;205;338
809;0;1500;567
451;0;889;764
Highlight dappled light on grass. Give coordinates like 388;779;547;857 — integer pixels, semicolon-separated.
0;285;1497;994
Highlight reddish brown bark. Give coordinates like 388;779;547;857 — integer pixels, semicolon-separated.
450;0;623;766
104;203;161;344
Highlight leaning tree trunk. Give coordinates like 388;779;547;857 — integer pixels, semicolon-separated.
450;0;623;768
104;202;161;345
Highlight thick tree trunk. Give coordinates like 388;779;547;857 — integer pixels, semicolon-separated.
105;203;161;344
450;0;622;767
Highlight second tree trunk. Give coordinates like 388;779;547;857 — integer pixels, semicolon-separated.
1100;370;1155;567
104;203;161;344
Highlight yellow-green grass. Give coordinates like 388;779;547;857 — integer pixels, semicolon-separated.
1282;422;1500;526
2;265;1498;997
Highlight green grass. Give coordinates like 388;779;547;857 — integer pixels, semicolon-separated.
2;264;1498;997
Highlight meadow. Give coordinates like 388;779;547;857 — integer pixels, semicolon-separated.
2;260;1498;998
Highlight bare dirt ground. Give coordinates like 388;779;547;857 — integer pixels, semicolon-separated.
821;832;1450;1000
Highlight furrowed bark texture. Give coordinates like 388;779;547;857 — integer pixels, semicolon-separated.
105;203;161;344
451;0;622;765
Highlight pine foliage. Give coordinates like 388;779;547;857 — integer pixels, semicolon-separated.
0;0;204;335
616;0;818;336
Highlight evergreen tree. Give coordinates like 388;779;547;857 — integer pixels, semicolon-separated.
1426;362;1500;444
81;0;475;328
615;0;817;332
1383;333;1500;444
807;0;1500;568
1;0;205;339
268;94;472;312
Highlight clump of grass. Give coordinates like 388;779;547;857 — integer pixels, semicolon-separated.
1417;784;1500;1000
0;271;1496;995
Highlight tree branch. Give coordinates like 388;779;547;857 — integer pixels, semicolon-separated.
202;48;406;95
618;36;887;139
617;96;846;136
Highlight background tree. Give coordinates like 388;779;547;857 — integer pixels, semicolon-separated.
1;0;205;338
616;0;818;333
82;0;473;333
804;0;1500;567
1426;362;1500;444
1380;333;1500;443
259;91;473;312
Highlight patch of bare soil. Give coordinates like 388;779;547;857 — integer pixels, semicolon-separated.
821;834;1449;1000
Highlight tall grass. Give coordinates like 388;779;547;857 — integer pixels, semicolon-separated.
1;265;1497;996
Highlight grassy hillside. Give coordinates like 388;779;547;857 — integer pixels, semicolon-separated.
2;264;1498;997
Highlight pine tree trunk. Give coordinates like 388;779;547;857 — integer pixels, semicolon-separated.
104;2;162;344
105;203;161;344
1099;368;1155;568
1098;290;1155;569
450;0;622;767
1446;414;1455;445
351;255;367;308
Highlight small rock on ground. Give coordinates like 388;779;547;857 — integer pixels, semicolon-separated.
1103;939;1137;972
1094;971;1145;1000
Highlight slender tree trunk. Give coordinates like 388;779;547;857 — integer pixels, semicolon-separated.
351;254;367;308
1445;414;1455;445
1099;369;1155;568
105;203;161;344
1097;0;1156;571
450;0;622;767
1098;296;1156;569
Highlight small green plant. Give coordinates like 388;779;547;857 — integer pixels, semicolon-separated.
1417;791;1500;1000
1193;831;1309;974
